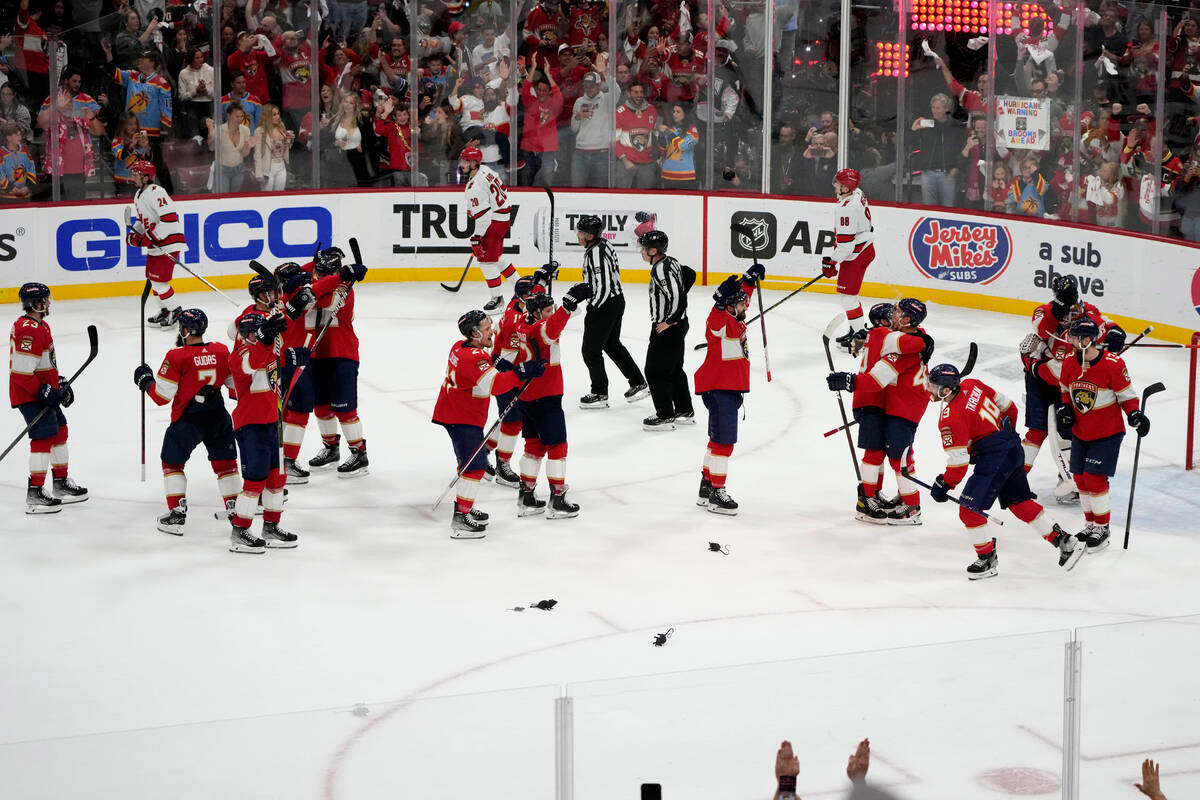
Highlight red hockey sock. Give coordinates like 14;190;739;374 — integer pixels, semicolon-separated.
545;441;568;491
861;449;885;497
50;425;69;478
520;439;546;489
846;304;864;322
1021;428;1048;472
163;462;187;509
889;455;920;506
455;468;486;513
315;406;338;445
335;410;364;449
29;437;52;487
707;442;734;489
282;410;309;460
500;264;516;280
1085;472;1111;525
210;458;240;506
155;286;175;301
233;479;266;529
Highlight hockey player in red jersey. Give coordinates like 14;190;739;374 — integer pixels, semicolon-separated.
1055;318;1147;553
433;310;547;538
460;146;518;312
127;160;187;328
305;247;370;478
484;275;543;488
513;282;594;518
275;262;320;484
1020;274;1125;503
828;298;933;524
822;168;876;351
227;312;297;554
692;265;764;515
925;364;1083;579
228;273;280;339
9;283;88;513
133;309;240;536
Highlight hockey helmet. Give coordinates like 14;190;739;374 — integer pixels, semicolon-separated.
896;297;927;326
638;229;668;253
459;146;483;163
130;160;156;180
457;309;488;339
1051;274;1078;307
248;274;278;303
237;311;267;340
834;168;861;191
712;275;747;309
926;363;960;400
274;262;310;292
524;292;555;319
868;302;894;328
177;308;209;338
19;282;51;313
576;214;604;237
314;246;346;276
513;275;543;299
1069;318;1100;345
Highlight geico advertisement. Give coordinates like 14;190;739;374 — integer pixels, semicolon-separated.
50;201;333;274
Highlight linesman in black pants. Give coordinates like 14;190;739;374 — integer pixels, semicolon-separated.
576;215;650;410
640;229;696;431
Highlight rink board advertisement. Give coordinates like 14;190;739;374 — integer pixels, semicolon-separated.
3;189;1198;340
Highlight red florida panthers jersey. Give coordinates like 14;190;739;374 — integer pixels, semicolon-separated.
492;297;525;363
9;315;58;407
858;329;929;423
514;306;574;401
229;341;279;428
313;281;358;361
851;325;891;410
1058;351;1139;441
432;341;523;427
937;378;1018;486
148;341;233;422
1030;300;1107;385
694;283;755;395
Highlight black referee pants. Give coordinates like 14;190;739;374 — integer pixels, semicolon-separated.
644;318;693;419
582;295;644;395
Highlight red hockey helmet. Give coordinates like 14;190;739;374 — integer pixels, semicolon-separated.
834;168;860;191
130;160;157;180
459;146;483;164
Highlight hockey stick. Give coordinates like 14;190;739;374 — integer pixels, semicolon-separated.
431;378;536;512
823;335;861;482
694;273;822;350
139;280;150;482
1126;343;1200;348
731;223;773;383
441;255;474;292
542;186;559;297
1118;326;1153;354
1;325;100;465
279;285;348;412
899;447;1004;525
1123;381;1166;550
125;219;240;307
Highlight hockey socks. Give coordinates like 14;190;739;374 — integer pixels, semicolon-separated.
888;455;920;506
860;449;885;497
261;470;287;524
335;410;365;450
520;439;547;489
1021;428;1047;472
213;459;240;505
481;262;516;290
282;411;310;461
1008;499;1057;539
1074;472;1111;525
487;422;522;463
455;468;485;514
232;479;266;529
163;463;187;509
704;442;734;488
50;425;69;479
315;407;339;446
28;437;52;487
545;442;568;492
151;281;174;310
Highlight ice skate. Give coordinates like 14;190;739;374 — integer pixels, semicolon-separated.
674;410;696;425
547;488;579;519
707;486;739;515
146;308;170;327
157;500;187;536
308;437;341;470
483;294;505;313
854;489;891;524
484;460;496;481
517;486;547;517
494;459;521;488
1083;522;1110;552
967;540;998;580
337;443;369;478
643;414;676;431
1050;524;1085;571
451;510;487;538
229;525;266;554
284;458;310;485
51;476;89;504
262;521;298;549
1054;477;1079;504
25;479;62;514
835;326;863;354
697;474;712;507
624;383;650;403
579;393;609;409
885;503;922;525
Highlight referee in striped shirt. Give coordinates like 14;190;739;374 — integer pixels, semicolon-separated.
640;229;696;431
576;215;649;409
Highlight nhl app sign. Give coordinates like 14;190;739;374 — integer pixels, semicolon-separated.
908;217;1012;285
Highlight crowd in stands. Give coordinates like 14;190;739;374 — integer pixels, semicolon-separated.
2;0;1199;240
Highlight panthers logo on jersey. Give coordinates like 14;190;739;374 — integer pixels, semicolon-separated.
1070;382;1097;412
631;132;650;152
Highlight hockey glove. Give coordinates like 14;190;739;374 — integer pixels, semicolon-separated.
351;263;368;282
514;358;548;380
125;230;147;248
826;371;856;392
1103;325;1127;352
281;270;311;294
134;363;155;393
634;211;654;224
561;282;594;312
930;474;951;503
284;286;315;319
493;357;515;373
849;327;870;357
1055;403;1075;430
821;256;837;278
533;265;556;287
1049;298;1072;321
1128;408;1150;437
284;347;310;368
915;332;936;365
58;377;75;409
338;264;358;285
195;384;221;403
743;264;766;284
38;382;61;408
256;315;289;344
470;235;485;259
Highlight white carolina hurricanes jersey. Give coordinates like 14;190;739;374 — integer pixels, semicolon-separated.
464;164;511;229
133;183;186;256
830;188;873;263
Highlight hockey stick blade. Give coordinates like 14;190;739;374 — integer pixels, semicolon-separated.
441;256;474;292
348;237;364;269
958;342;979;377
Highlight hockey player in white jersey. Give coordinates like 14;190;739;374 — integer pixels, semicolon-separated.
460;146;518;312
821;168;876;352
127;160;187;328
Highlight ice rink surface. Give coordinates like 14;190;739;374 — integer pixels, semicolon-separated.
2;278;1199;799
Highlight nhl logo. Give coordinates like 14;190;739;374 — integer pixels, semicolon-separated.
730;211;777;259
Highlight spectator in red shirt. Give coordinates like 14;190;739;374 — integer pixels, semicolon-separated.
227;31;275;106
373;94;413;185
518;53;562;187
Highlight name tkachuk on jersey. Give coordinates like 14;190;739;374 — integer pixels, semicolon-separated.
938;378;1018;484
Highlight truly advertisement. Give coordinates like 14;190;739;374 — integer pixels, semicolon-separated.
391;201;522;256
908;217;1012;285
